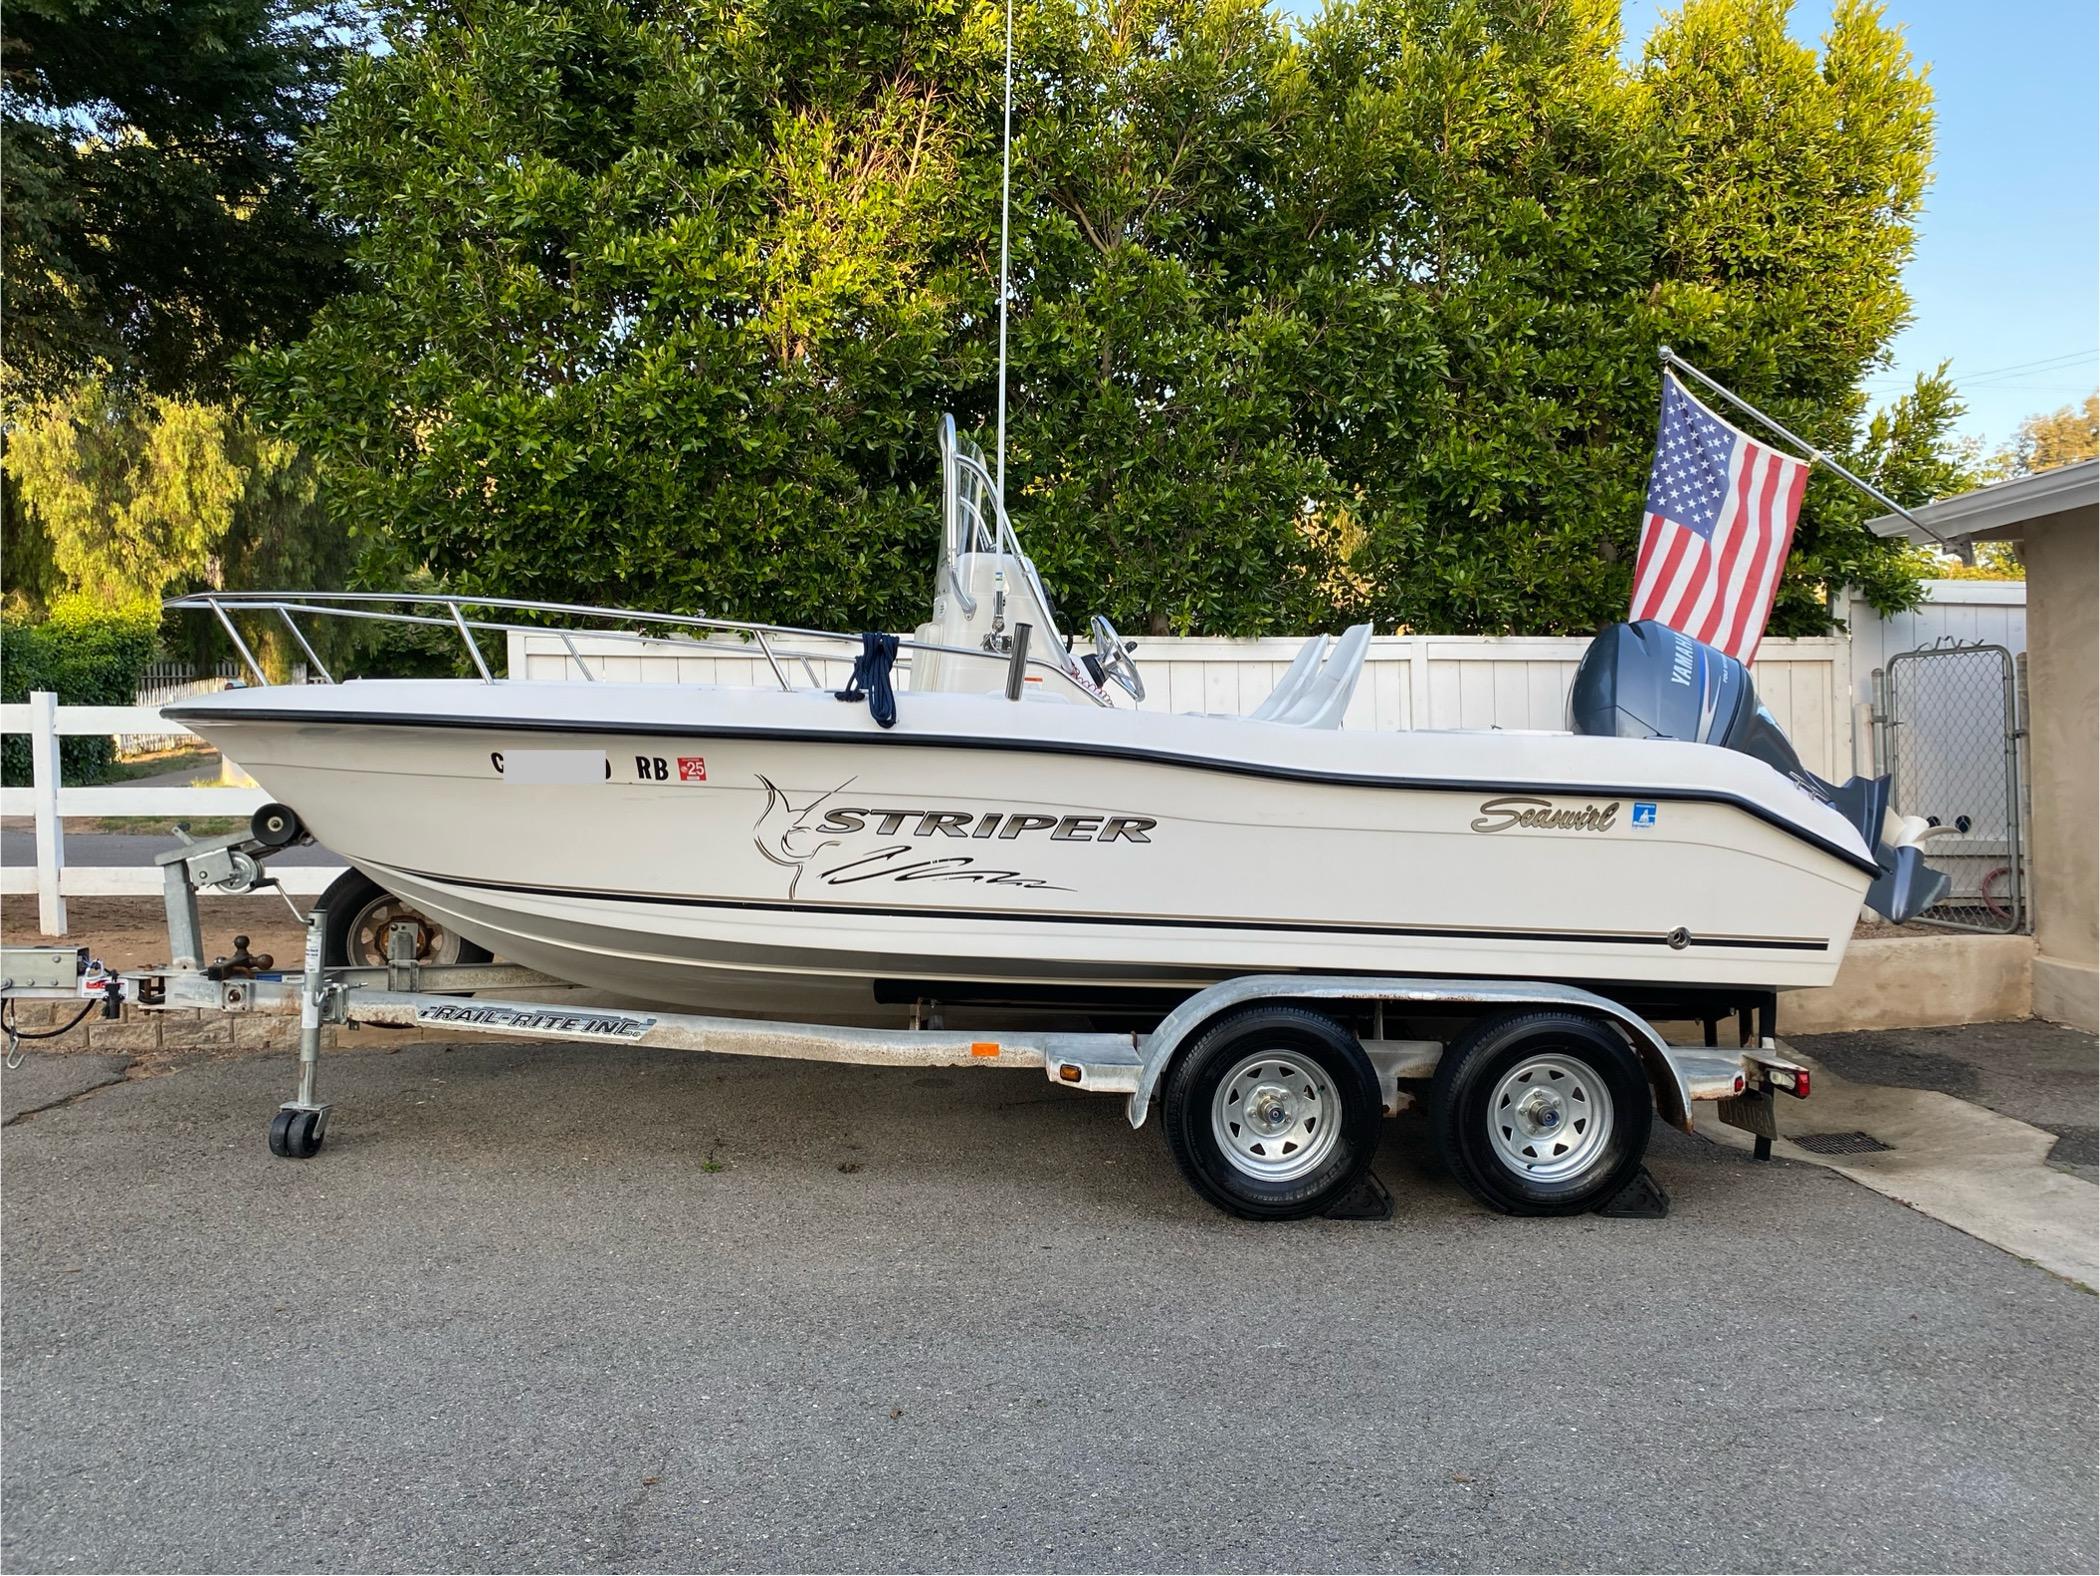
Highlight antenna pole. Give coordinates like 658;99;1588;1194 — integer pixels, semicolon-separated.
995;0;1014;498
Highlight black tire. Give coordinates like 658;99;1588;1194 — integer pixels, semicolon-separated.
1161;1005;1382;1221
317;869;492;970
1430;1009;1652;1216
269;1107;324;1159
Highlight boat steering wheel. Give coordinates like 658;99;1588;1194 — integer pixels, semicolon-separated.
1089;615;1145;702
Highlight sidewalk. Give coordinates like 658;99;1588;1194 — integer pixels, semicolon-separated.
1699;1018;2100;1287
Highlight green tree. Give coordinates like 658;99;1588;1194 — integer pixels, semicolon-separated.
1991;393;2100;478
2;0;362;400
4;381;349;666
2;0;361;620
255;0;1939;637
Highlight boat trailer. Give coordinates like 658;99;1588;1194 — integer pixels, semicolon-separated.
2;815;1812;1221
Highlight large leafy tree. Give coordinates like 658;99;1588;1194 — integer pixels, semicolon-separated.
1;0;360;616
1;0;359;398
255;0;1942;636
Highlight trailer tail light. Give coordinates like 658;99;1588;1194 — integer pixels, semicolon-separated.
1766;1066;1809;1098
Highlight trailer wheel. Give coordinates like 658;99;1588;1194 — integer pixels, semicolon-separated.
1162;1005;1382;1221
1430;1010;1650;1216
318;870;491;969
268;1106;325;1159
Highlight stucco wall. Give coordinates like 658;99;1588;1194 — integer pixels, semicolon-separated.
1782;934;2035;1034
2022;512;2099;1031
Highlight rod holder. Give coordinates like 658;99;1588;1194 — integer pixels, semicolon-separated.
1005;622;1032;701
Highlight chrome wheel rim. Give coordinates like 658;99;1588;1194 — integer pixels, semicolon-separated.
346;893;467;968
1486;1053;1614;1182
1211;1049;1342;1182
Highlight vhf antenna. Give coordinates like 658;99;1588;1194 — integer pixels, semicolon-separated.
994;0;1014;498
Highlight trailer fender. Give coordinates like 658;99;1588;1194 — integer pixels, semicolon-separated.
1126;976;1692;1133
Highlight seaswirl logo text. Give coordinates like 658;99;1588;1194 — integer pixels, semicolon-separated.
752;776;1155;899
1469;796;1620;834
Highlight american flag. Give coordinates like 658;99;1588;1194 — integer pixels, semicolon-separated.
1629;372;1809;663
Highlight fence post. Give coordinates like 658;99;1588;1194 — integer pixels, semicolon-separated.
1406;636;1433;729
29;689;66;935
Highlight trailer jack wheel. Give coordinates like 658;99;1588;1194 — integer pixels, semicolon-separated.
269;1106;327;1159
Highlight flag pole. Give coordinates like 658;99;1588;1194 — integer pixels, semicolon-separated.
1658;346;1949;546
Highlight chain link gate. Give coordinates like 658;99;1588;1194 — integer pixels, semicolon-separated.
1876;642;2027;933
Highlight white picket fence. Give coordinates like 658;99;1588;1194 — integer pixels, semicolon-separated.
2;579;2021;937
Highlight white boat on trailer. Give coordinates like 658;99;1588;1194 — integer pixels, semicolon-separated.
10;417;1942;1220
160;422;1939;1022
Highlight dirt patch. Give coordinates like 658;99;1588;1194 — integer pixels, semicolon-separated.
4;895;311;972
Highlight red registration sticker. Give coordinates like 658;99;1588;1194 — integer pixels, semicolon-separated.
677;757;707;782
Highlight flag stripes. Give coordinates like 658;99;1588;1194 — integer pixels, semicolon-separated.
1630;373;1809;663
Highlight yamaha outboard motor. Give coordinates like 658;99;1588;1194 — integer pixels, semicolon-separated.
1569;620;1947;924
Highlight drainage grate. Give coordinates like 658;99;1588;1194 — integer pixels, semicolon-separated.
1791;1130;1893;1156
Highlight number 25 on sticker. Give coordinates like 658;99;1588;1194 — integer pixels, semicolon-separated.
677;757;707;782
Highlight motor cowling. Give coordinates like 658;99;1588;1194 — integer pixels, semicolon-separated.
1569;620;1949;924
1569;620;1812;787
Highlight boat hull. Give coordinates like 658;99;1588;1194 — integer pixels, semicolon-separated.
169;681;1877;1022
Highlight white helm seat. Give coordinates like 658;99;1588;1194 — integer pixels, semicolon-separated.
1276;623;1372;729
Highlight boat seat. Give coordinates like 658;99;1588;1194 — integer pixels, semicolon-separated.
1247;634;1329;721
1274;623;1372;729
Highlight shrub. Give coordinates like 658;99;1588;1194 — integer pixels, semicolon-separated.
1;596;161;785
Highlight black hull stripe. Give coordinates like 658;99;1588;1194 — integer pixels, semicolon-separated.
165;703;1885;878
380;863;1830;953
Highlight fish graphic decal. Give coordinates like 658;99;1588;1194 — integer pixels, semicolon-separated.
752;774;852;900
752;775;1082;897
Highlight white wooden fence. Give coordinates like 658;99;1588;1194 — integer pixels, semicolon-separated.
1845;580;2026;694
510;630;1858;780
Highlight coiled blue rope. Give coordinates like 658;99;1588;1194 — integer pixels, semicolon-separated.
835;632;899;728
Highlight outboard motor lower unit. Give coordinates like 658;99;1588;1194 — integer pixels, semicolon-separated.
1569;620;1948;924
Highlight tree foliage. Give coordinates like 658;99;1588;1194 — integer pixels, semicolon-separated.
1;0;363;624
1992;393;2100;478
1;0;361;400
253;0;1941;636
3;382;349;662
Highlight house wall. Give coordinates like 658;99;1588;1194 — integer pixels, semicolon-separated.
2022;513;2100;1031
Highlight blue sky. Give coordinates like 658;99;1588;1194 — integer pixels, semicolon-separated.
1619;0;2099;452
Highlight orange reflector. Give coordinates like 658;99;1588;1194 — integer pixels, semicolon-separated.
970;1041;999;1058
1059;1064;1082;1083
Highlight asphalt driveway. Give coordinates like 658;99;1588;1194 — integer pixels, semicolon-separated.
3;1041;2095;1573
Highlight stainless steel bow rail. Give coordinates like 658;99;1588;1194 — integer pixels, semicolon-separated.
0;810;1813;1218
162;590;1109;704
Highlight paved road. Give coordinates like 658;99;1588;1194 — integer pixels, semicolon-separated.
4;1043;2095;1573
1;829;338;868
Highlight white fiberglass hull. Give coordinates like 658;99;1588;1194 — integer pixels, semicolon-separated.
168;680;1880;1021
